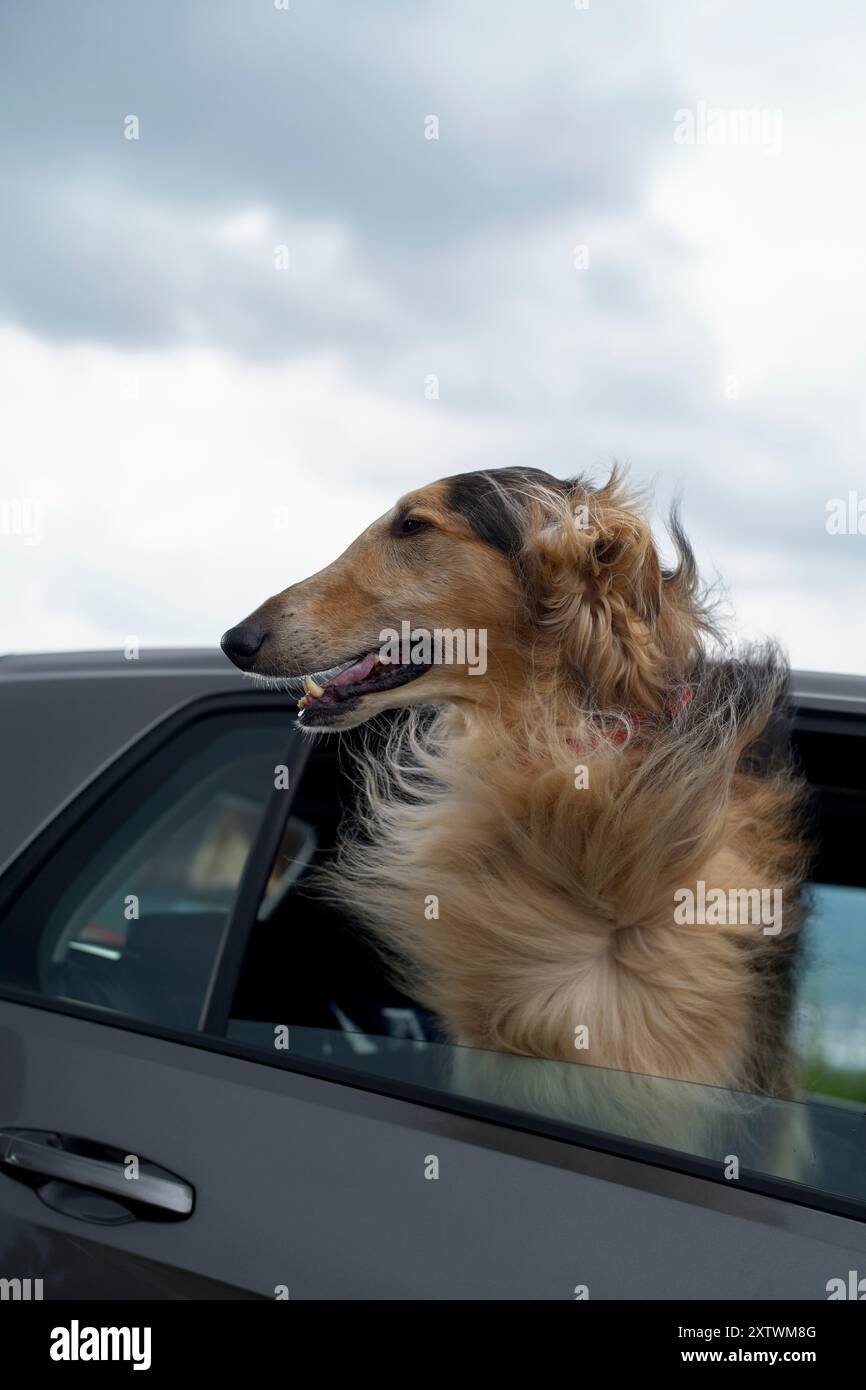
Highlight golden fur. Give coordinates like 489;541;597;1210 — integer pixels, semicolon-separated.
228;467;808;1097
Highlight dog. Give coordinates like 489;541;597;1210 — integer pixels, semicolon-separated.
222;466;808;1098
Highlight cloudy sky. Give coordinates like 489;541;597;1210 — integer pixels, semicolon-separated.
1;0;864;672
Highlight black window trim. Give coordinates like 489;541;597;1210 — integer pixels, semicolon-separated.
198;749;304;1035
794;708;866;739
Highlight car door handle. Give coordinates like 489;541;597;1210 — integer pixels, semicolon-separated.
0;1128;194;1216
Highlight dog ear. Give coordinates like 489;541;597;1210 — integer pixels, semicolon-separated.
516;469;699;708
519;474;662;623
585;512;663;625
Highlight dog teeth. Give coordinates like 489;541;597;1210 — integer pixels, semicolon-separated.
303;675;325;697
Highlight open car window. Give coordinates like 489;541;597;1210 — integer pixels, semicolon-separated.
0;692;864;1224
222;708;866;1224
798;883;866;1099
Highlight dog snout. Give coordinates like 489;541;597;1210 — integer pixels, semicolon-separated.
221;622;268;671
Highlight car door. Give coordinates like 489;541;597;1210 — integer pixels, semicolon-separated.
0;691;308;1298
1;688;866;1300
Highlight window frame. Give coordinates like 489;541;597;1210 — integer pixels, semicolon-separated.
0;690;309;1032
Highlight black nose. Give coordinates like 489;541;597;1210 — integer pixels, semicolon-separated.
221;623;267;671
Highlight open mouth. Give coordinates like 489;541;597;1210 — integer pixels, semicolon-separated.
296;649;431;723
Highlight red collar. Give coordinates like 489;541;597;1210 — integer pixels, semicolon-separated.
568;685;694;754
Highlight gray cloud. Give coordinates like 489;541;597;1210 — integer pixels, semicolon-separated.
0;0;678;356
1;0;865;669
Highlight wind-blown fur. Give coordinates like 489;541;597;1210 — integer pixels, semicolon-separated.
227;465;809;1098
321;471;808;1095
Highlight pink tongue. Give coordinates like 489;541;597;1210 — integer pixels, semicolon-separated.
328;651;380;689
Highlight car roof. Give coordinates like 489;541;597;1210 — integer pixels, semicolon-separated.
0;648;254;872
0;648;238;677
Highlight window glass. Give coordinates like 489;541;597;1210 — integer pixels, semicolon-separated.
798;883;866;1103
225;731;866;1220
225;1021;866;1218
0;713;293;1030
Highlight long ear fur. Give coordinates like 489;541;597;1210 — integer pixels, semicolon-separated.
513;466;719;710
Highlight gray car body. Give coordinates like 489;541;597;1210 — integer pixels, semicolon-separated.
0;649;864;1300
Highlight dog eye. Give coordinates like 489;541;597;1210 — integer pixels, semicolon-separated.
394;515;432;537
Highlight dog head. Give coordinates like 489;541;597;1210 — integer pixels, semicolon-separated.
221;467;709;730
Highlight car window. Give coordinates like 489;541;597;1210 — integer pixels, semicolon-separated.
798;882;866;1102
0;712;295;1030
4;698;863;1221
790;721;866;1105
220;721;866;1222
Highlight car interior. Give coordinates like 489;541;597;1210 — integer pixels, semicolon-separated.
229;710;866;1096
231;724;444;1045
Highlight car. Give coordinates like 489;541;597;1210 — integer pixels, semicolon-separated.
0;649;864;1300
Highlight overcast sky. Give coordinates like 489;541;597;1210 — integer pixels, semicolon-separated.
1;0;864;672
